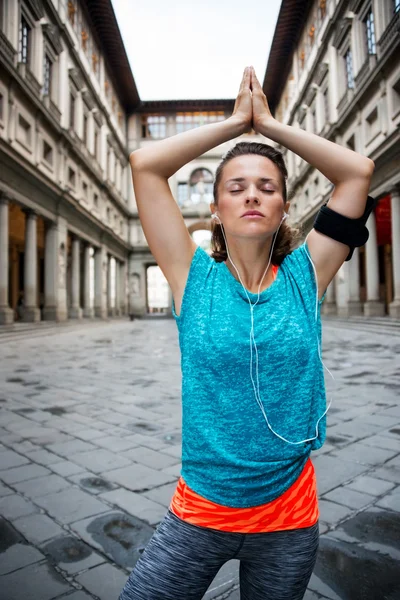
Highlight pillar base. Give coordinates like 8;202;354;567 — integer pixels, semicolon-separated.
389;299;400;319
69;307;83;319
322;302;337;316
338;301;363;317
22;307;41;322
83;307;94;318
364;300;385;317
0;306;14;325
108;308;117;317
95;307;108;319
42;307;68;322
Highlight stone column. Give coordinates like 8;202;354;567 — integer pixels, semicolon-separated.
43;221;58;321
0;196;14;324
107;255;114;316
389;188;400;317
22;211;40;322
94;245;107;318
119;261;127;315
347;247;362;315
83;244;94;318
364;212;384;316
115;259;121;316
69;238;82;318
322;279;336;315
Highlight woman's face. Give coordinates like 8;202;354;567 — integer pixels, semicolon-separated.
213;155;287;239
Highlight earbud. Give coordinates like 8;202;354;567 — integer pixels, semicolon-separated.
281;212;288;222
211;213;220;222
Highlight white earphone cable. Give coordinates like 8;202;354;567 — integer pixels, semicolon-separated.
213;212;334;445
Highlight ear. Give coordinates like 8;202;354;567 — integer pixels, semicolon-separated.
210;202;217;216
284;201;290;215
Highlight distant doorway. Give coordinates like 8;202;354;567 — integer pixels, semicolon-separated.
146;265;169;314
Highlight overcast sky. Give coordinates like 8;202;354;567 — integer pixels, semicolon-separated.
111;0;282;101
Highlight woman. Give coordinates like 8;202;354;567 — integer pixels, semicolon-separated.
119;67;374;600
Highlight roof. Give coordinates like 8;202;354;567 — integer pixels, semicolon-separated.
83;0;141;113
262;0;314;114
138;99;235;112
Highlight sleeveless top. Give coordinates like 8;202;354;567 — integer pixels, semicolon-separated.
172;243;326;508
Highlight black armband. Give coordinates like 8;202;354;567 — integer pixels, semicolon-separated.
313;195;377;261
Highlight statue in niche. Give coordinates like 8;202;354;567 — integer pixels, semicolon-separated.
131;273;140;297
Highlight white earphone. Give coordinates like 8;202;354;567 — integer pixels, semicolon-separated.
210;210;333;446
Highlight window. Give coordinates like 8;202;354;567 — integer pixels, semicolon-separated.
310;104;317;133
323;88;330;123
93;126;99;159
141;115;166;139
17;114;32;147
344;48;354;89
0;92;3;121
43;140;53;165
395;0;400;13
366;106;379;141
43;54;53;96
68;167;76;187
69;93;75;130
19;15;31;64
83;111;88;146
364;9;376;55
189;169;213;205
82;181;88;197
93;193;99;208
392;78;400;116
176;111;225;134
106;207;110;222
177;183;188;207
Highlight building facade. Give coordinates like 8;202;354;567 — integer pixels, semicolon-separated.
263;0;400;317
0;0;140;325
0;0;265;323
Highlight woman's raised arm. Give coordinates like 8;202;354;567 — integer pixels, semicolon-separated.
250;67;374;298
129;68;252;312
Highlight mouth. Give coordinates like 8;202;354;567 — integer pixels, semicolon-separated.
241;211;264;218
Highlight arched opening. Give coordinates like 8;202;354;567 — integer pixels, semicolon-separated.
192;230;212;254
146;265;169;314
186;168;214;207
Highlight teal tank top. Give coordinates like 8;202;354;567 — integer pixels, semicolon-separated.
172;243;326;508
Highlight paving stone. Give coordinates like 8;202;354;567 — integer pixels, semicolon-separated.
122;445;180;470
91;435;139;452
67;472;118;495
313;455;368;495
76;562;128;599
161;443;182;458
371;466;400;485
204;559;239;599
100;487;167;525
0;543;45;575
1;561;72;600
347;475;396;496
308;573;342;600
142;481;177;507
0;463;51;485
25;448;62;466
0;481;13;496
361;434;400;452
318;500;354;526
104;462;175;491
73;428;106;441
13;513;65;544
49;460;86;477
54;591;93;600
69;448;132;473
330;443;398;466
46;439;96;458
41;535;106;575
0;449;29;469
13;473;72;498
323;486;375;510
162;462;182;477
34;487;109;524
0;494;38;520
376;487;400;512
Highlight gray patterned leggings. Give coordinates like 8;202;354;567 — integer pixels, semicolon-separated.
119;509;319;600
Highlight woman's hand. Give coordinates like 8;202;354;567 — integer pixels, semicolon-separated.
250;67;274;131
230;67;253;134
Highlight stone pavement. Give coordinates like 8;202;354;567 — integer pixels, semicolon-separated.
0;317;399;600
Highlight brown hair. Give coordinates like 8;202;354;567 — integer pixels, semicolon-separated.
211;142;301;265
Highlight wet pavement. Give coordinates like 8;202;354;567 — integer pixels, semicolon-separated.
0;317;399;600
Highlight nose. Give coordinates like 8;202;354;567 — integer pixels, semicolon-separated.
245;186;260;204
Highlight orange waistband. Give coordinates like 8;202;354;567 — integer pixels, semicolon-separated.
170;458;318;533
